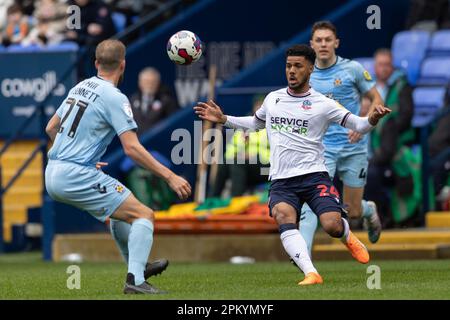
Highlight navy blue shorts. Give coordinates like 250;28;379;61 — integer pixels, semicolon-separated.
268;172;344;221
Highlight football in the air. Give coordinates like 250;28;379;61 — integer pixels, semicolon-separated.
167;30;203;65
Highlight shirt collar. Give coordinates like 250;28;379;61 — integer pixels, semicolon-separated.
314;56;339;70
287;86;312;98
95;75;115;86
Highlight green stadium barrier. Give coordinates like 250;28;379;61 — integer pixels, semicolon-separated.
126;167;175;211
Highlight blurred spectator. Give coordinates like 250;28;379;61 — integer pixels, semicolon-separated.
209;96;270;198
65;0;116;47
34;0;68;32
405;0;450;31
22;0;68;46
370;49;415;165
429;104;450;211
0;0;14;27
22;20;61;46
0;3;30;46
130;67;179;133
15;0;34;16
365;48;417;227
104;0;141;26
105;0;162;15
139;0;167;16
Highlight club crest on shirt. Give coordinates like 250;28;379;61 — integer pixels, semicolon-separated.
363;70;372;81
334;78;342;86
123;102;133;118
301;100;312;110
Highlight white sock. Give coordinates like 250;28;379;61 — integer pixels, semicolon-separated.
299;204;318;256
340;218;350;243
280;229;318;275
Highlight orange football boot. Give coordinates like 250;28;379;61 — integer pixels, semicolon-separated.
344;231;370;264
298;272;323;286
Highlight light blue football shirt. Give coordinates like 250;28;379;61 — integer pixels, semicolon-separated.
48;76;137;166
310;56;375;149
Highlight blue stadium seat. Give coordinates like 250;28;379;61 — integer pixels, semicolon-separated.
412;86;447;127
45;41;79;52
354;57;374;77
392;30;431;85
112;12;127;33
417;57;450;86
427;30;450;57
7;44;42;52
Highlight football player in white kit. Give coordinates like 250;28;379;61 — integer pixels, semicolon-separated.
194;44;391;285
299;21;383;256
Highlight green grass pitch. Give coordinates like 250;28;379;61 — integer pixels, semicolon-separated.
1;252;450;299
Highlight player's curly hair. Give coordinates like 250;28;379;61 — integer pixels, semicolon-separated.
285;44;316;65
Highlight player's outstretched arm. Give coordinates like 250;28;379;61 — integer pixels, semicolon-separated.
348;87;384;144
194;100;265;130
344;105;391;134
368;104;392;126
194;100;227;124
119;130;192;200
45;114;61;143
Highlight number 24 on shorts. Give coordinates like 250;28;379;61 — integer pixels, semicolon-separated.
317;185;340;198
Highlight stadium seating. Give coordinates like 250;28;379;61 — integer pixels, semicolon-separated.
112;12;127;33
6;44;41;52
45;41;79;52
391;30;431;85
417;57;450;86
427;30;450;57
354;57;375;77
412;86;447;127
0;141;43;244
3;42;79;53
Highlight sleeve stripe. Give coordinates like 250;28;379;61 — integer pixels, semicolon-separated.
254;114;265;122
340;112;351;127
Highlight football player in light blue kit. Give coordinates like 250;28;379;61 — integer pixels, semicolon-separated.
300;21;383;254
45;40;191;294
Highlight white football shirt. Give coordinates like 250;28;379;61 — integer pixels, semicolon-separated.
254;87;351;180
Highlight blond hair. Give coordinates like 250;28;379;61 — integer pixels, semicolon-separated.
95;39;126;72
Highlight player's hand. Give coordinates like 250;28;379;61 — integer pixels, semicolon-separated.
167;173;192;200
194;100;227;124
368;105;391;126
348;130;363;144
95;162;108;170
